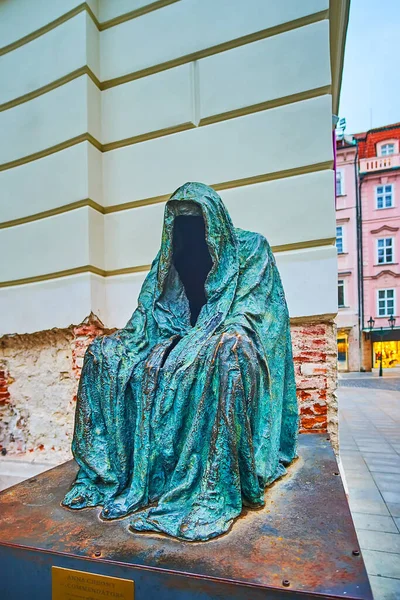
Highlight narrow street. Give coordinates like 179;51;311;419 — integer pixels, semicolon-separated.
339;373;400;600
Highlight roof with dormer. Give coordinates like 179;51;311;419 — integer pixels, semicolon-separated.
356;123;400;159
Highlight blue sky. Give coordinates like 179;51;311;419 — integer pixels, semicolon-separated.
339;0;400;135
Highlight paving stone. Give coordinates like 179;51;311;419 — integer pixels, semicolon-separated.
348;478;379;491
369;575;400;600
375;481;400;493
363;454;400;464
358;446;397;454
381;491;400;504
362;549;400;579
357;530;400;553
387;503;400;518
349;498;390;516
349;488;385;502
367;464;400;475
352;513;398;534
372;473;400;484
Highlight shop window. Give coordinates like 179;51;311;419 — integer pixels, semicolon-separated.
373;340;400;368
380;143;395;156
376;184;394;209
337;336;348;368
377;288;395;316
336;170;344;196
338;280;345;308
377;237;394;264
336;226;344;254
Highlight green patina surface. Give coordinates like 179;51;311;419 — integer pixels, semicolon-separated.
63;182;298;541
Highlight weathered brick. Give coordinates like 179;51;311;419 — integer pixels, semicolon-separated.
71;313;115;380
300;415;327;431
291;321;337;448
300;362;328;376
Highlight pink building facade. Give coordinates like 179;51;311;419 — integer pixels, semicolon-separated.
358;125;400;370
336;123;400;371
335;136;360;371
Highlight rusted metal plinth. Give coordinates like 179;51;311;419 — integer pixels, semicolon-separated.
0;434;372;600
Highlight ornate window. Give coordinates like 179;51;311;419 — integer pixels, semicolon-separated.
376;184;394;209
377;289;395;316
377;238;394;264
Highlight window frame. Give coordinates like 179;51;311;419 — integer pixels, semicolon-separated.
376;183;394;209
377;140;399;156
377;288;396;317
336;225;344;254
380;143;395;156
336;169;345;196
377;237;394;264
338;279;345;308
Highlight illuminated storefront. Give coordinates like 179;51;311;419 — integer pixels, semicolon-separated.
373;340;400;369
337;331;349;371
366;322;400;370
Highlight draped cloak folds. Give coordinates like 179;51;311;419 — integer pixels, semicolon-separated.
63;182;299;541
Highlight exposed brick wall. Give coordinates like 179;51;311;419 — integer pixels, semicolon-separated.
0;330;76;460
0;363;10;408
0;361;16;453
71;313;115;382
0;316;338;460
0;315;113;462
291;321;338;450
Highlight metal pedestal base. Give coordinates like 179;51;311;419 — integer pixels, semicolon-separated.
0;434;372;599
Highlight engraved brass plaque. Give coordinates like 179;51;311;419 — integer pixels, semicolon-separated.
52;566;134;600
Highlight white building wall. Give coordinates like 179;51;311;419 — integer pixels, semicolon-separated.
0;0;335;336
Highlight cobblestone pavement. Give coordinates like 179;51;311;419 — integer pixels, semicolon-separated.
340;378;400;391
339;383;400;600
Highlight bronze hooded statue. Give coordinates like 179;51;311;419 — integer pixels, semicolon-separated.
63;182;299;541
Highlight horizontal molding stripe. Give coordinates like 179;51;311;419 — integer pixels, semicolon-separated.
0;265;104;288
0;4;87;56
98;0;180;31
0;160;334;228
0;199;104;230
271;238;335;253
102;121;196;152
0;10;329;113
199;86;331;127
0;239;335;288
0;67;100;113
0;133;101;172
0;86;331;171
211;161;334;194
0;1;180;57
101;10;329;90
0;265;146;288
